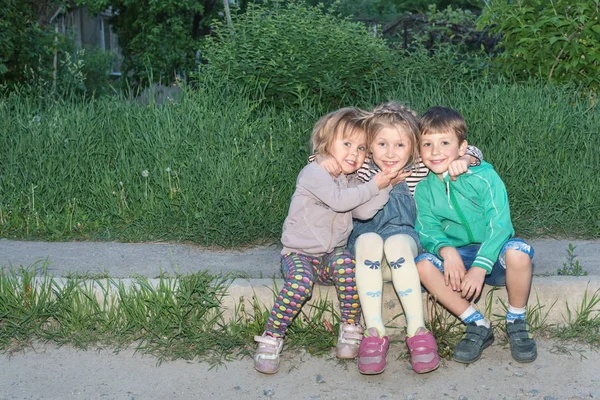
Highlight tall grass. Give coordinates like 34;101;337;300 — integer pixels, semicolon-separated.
0;78;323;245
383;77;600;237
1;75;598;245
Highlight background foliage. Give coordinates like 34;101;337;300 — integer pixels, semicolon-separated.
1;73;598;245
201;2;396;106
1;0;599;245
0;0;58;87
83;0;209;85
480;0;600;90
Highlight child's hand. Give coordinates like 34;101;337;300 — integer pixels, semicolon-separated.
460;267;486;300
439;247;466;291
373;166;403;189
448;156;470;181
390;169;413;186
316;154;342;177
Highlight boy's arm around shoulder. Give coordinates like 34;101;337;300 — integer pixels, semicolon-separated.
469;164;515;273
298;163;380;212
413;180;454;255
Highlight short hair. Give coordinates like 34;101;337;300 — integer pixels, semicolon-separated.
419;106;467;142
365;101;420;168
311;107;367;155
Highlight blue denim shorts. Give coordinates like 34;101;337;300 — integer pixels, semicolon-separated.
414;238;534;286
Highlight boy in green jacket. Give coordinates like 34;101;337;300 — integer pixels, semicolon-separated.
414;106;536;364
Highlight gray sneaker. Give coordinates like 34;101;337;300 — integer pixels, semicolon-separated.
453;322;494;364
506;319;537;363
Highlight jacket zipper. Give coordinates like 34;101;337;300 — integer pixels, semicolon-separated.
448;187;475;243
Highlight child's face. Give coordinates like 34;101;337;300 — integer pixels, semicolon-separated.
370;126;413;172
420;131;467;179
329;130;368;175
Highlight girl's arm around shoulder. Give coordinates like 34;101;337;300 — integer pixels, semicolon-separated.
352;184;392;220
298;163;379;212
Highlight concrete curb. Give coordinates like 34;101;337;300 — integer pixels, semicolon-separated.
5;239;599;332
27;275;600;330
222;276;600;328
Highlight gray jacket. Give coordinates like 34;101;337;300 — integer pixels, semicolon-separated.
281;162;391;256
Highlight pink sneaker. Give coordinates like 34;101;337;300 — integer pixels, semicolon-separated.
358;327;389;375
336;323;364;359
254;333;284;374
405;327;440;374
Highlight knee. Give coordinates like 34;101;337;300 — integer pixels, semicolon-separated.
383;234;418;257
355;232;384;252
505;249;532;271
416;259;437;280
355;233;384;266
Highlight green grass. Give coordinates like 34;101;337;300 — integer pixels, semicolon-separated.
551;287;600;348
0;267;339;365
557;244;589;276
1;267;598;364
1;75;599;245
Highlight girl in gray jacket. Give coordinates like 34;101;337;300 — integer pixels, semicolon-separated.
254;107;401;374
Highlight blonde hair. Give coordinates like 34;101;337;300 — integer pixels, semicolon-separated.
419;106;467;142
365;101;420;168
311;107;368;155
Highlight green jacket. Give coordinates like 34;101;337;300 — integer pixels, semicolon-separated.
414;161;514;274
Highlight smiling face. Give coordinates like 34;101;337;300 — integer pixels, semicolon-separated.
419;131;468;180
370;125;413;172
329;130;368;175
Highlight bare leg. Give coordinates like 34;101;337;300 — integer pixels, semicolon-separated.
416;259;471;317
504;249;533;308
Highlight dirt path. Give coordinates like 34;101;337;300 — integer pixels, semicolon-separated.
1;339;598;399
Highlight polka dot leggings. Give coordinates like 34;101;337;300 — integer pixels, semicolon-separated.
265;248;361;338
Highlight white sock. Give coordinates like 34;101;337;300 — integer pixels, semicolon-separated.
459;305;490;328
506;304;526;323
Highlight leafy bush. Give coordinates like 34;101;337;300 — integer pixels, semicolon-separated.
407;5;482;51
0;0;56;88
85;0;208;86
201;2;395;105
479;0;600;91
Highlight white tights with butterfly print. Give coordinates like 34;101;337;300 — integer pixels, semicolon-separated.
355;232;425;337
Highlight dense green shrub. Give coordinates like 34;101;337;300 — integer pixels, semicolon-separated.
0;0;56;88
84;0;210;85
201;2;395;105
479;0;600;91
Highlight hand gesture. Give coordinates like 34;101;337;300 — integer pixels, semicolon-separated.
390;168;413;186
316;154;342;177
460;267;487;301
373;165;403;189
439;247;466;291
448;156;470;181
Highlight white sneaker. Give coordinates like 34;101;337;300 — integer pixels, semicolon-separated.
336;323;364;359
254;333;284;374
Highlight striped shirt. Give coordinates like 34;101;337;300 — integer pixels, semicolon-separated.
356;146;483;194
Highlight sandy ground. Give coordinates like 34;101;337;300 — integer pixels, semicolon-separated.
1;339;599;400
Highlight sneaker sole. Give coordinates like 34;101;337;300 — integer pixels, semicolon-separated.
452;337;495;364
337;353;359;360
511;350;537;363
358;366;386;375
255;365;279;375
413;361;440;374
